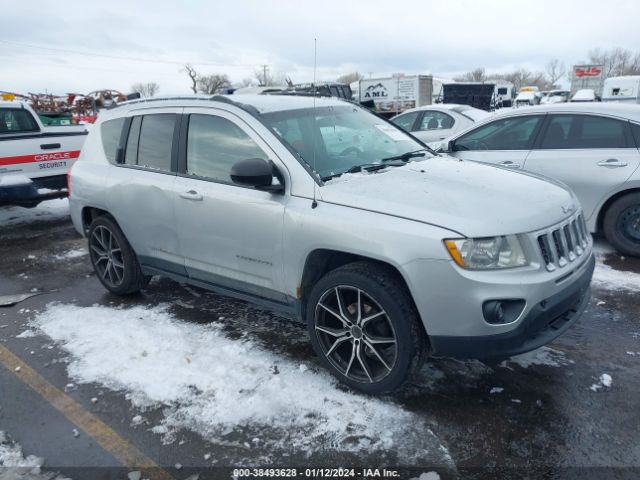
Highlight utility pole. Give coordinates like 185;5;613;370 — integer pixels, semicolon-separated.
260;64;269;86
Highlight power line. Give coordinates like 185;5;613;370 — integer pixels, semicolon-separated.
0;40;257;68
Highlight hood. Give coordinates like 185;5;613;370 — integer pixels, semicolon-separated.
320;156;578;237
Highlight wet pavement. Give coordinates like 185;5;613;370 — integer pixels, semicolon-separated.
1;201;639;480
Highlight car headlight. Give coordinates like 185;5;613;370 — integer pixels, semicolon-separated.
444;235;528;270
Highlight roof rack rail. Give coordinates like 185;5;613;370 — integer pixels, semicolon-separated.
108;94;217;109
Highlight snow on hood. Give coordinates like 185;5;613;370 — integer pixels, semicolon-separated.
320;156;577;237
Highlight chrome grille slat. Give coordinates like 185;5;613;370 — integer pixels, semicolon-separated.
536;211;591;272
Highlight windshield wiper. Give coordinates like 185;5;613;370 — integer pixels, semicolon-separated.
380;148;430;163
345;163;389;174
321;161;403;182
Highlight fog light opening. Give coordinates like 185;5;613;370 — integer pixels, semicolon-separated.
483;299;525;325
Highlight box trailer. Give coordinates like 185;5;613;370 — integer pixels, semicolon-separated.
359;75;433;116
602;76;640;104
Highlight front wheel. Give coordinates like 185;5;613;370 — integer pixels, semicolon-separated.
603;193;640;257
306;262;426;394
87;215;150;295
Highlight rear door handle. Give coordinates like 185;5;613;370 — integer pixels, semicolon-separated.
179;190;203;201
597;159;628;168
40;143;61;150
499;161;521;168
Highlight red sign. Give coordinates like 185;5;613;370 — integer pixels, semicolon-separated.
574;66;602;78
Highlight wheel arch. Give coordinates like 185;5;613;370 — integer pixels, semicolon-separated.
595;187;640;232
298;248;422;329
81;206;113;235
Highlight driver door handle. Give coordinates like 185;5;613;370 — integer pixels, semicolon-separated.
597;159;628;168
499;161;521;168
179;190;203;201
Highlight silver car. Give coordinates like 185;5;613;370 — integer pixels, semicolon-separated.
391;104;490;144
441;103;640;256
69;95;594;394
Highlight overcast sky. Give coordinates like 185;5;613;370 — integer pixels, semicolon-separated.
2;0;639;95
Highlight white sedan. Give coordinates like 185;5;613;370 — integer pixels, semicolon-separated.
391;104;490;145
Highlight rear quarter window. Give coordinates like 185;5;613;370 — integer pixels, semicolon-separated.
100;118;125;163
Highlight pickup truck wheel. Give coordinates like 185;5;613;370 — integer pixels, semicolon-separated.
306;262;426;394
603;193;640;257
88;216;150;295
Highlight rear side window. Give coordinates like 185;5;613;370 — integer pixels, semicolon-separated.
0;108;39;134
539;115;630;149
391;111;419;131
100;118;125;163
418;111;454;131
124;114;175;171
186;114;266;182
454;115;542;151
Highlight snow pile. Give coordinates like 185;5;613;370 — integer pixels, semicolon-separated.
592;263;640;292
0;431;42;471
501;346;570;369
33;303;448;462
0;199;69;227
590;373;613;392
54;248;87;260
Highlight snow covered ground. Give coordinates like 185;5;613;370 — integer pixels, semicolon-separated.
592;262;640;292
0;199;69;226
30;303;451;466
0;431;69;479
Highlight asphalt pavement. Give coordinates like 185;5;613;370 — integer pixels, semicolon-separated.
1;203;639;480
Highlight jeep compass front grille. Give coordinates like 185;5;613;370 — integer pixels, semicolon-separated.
536;213;590;272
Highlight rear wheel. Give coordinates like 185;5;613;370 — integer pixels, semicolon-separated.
306;262;426;394
603;193;640;257
87;215;150;295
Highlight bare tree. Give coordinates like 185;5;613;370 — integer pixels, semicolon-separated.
336;72;364;84
184;64;198;94
131;82;160;98
239;77;256;87
253;67;290;87
545;59;566;88
454;67;487;82
588;47;640;77
197;74;231;94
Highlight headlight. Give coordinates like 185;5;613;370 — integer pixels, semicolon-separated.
444;235;528;270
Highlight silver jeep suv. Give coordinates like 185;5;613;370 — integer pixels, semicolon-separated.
69;95;594;394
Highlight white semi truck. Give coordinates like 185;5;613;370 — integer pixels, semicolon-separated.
0;100;87;207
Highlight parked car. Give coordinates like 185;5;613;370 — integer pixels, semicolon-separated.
571;89;601;102
391;104;490;144
0;101;87;207
514;91;540;107
439;103;640;256
540;90;570;104
69;95;594;394
602;75;640;104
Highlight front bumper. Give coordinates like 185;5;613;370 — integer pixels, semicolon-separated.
429;253;595;359
0;175;67;207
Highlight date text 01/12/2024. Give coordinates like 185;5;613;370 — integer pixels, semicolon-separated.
233;468;402;478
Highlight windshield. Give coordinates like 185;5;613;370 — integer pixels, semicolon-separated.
262;105;430;180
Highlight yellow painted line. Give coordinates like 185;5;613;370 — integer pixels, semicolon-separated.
0;344;174;480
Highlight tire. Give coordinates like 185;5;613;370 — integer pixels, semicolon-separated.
603;193;640;257
306;262;426;395
87;215;151;295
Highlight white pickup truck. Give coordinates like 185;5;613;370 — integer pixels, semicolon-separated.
0;101;88;207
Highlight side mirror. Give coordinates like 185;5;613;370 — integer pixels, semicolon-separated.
230;158;284;193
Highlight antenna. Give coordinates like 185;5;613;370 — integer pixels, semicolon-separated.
311;38;318;209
